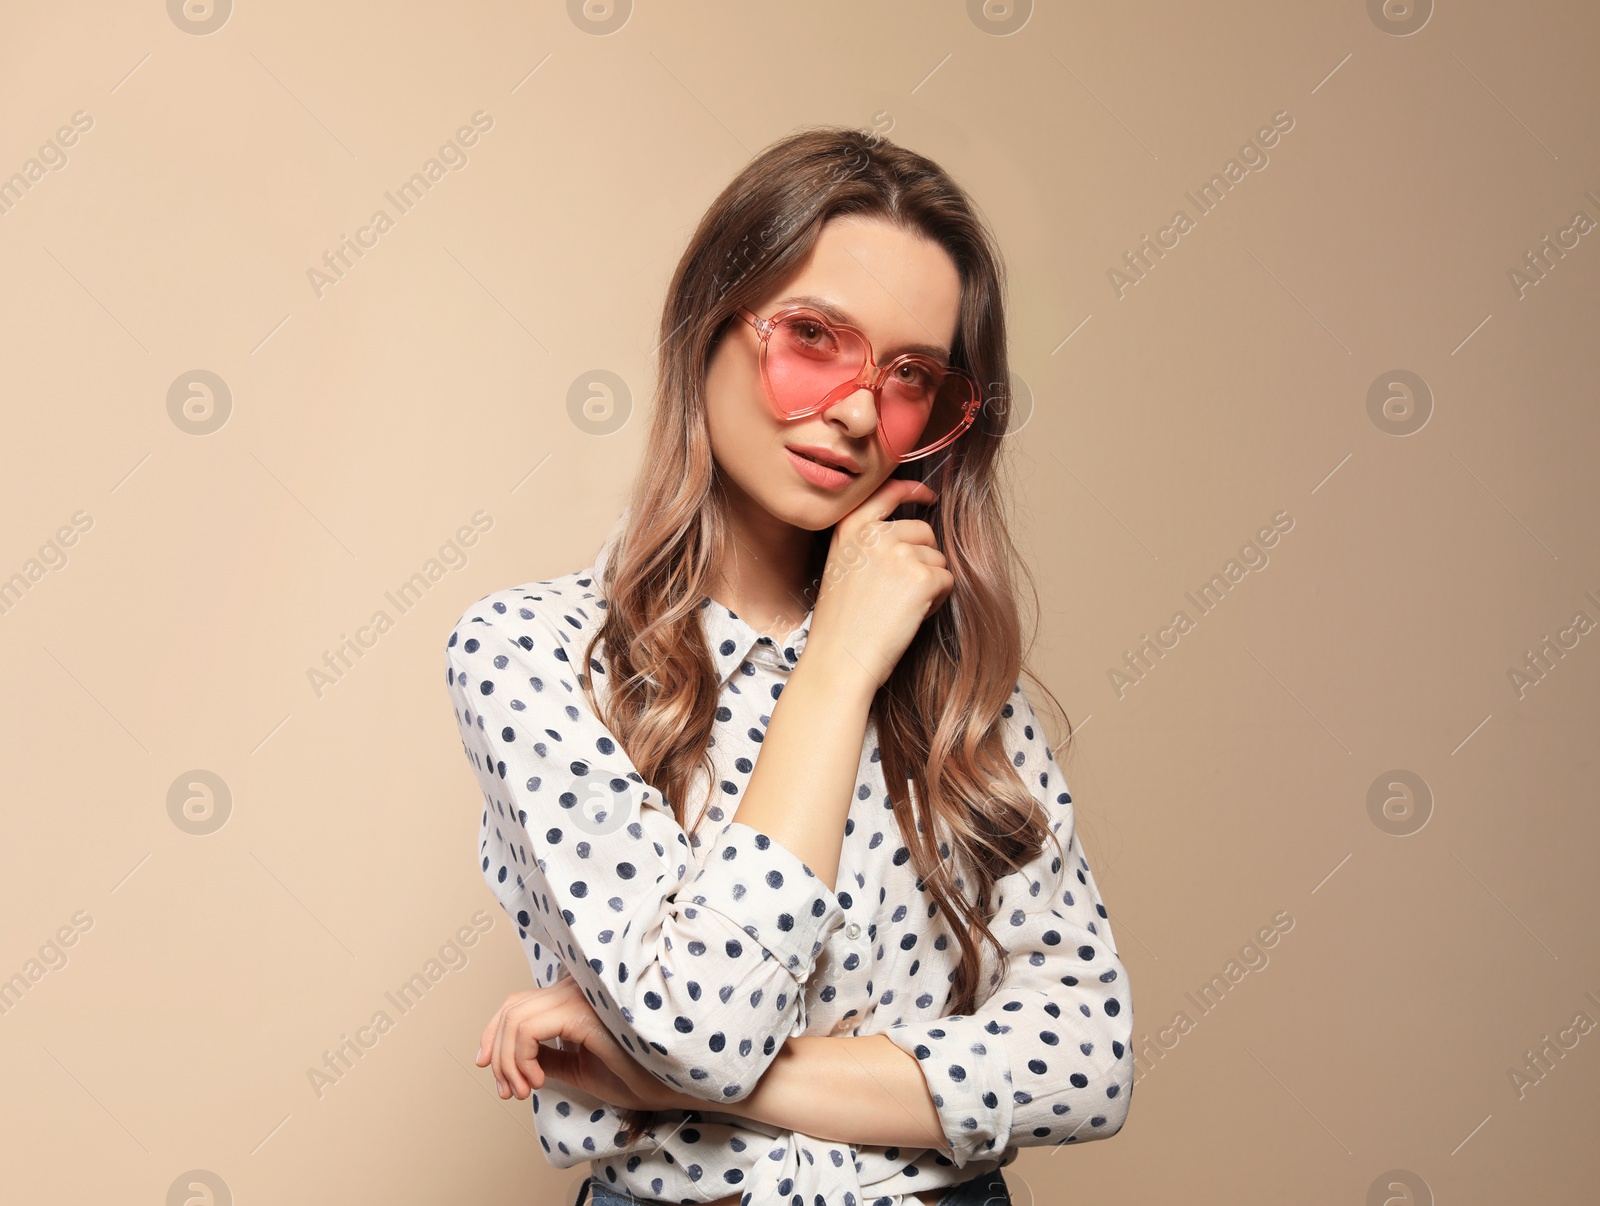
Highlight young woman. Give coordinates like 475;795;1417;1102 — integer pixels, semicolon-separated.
445;126;1134;1206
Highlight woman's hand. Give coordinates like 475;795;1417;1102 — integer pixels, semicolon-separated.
476;976;696;1112
806;476;953;694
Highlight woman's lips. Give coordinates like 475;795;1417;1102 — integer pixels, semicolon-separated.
784;446;858;489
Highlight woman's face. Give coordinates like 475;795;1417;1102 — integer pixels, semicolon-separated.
704;213;963;532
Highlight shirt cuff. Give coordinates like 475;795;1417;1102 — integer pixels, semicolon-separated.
883;1014;1015;1168
681;820;845;987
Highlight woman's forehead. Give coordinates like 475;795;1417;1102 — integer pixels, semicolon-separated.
761;218;962;356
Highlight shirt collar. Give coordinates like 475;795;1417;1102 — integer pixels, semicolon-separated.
697;596;813;687
592;520;813;689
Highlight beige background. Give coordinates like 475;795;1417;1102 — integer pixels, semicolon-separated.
2;1;1596;1202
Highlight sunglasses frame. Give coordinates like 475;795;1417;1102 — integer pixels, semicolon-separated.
735;304;983;463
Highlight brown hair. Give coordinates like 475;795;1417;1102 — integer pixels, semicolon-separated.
577;123;1074;1146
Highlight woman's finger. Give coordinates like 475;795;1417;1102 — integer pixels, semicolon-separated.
494;1004;526;1098
478;983;593;1101
477;1000;507;1068
491;999;520;1098
513;1025;549;1096
534;1037;580;1094
505;1027;536;1099
499;996;556;1099
852;476;938;530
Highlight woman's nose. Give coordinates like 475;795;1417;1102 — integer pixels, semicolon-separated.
822;384;880;441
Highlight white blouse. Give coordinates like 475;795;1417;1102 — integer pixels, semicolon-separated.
443;526;1134;1206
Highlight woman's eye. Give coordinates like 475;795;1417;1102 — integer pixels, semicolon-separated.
789;319;832;347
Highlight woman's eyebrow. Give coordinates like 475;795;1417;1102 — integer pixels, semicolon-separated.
775;294;952;362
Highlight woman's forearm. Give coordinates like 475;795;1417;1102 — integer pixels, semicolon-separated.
678;1033;952;1154
727;648;876;891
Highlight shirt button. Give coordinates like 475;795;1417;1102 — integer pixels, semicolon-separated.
845;922;861;939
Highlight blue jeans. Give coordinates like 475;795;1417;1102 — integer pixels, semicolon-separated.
575;1165;1010;1206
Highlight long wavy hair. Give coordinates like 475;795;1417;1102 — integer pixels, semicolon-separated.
576;124;1075;1146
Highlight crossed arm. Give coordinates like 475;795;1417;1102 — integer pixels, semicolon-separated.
694;829;1136;1166
661;844;1136;1165
695;1030;951;1152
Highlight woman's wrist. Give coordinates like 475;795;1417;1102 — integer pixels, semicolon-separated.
663;1086;715;1113
791;637;881;708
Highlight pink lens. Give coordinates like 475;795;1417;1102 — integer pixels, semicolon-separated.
766;312;867;410
765;312;973;459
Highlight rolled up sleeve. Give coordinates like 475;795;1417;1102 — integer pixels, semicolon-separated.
445;598;845;1103
882;681;1135;1165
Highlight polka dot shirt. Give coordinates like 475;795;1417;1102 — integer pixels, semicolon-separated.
443;531;1134;1206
